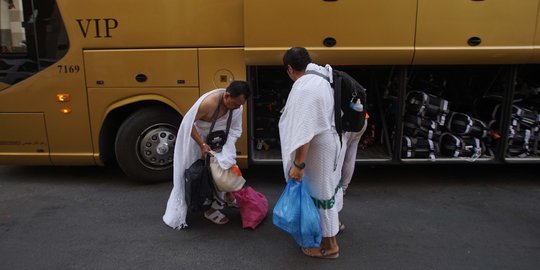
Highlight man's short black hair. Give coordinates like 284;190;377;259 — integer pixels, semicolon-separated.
283;47;312;72
226;80;251;99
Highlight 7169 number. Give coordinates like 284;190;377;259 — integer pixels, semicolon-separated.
57;65;80;73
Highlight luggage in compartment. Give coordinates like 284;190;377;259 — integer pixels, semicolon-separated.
406;91;450;118
404;114;438;130
401;136;437;159
507;127;533;157
253;90;282;118
253;89;286;152
534;132;540;155
439;133;484;159
511;105;539;132
446;112;489;138
403;114;441;141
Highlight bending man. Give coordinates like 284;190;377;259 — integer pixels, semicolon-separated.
163;81;251;229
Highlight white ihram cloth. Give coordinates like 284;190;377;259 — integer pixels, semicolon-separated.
163;88;243;229
279;63;344;237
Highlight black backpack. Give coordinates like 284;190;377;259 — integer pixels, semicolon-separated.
305;69;367;135
184;157;215;212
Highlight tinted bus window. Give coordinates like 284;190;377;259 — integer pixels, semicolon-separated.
0;0;68;86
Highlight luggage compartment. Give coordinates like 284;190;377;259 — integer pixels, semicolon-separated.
508;65;540;162
248;64;540;165
248;66;395;164
399;65;513;163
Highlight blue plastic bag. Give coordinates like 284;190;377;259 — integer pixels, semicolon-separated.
273;179;322;247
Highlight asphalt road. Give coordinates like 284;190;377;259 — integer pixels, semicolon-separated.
1;164;539;270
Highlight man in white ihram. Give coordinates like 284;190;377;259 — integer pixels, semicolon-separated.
163;81;250;229
279;47;344;259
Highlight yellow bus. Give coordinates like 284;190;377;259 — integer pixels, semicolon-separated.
1;0;540;181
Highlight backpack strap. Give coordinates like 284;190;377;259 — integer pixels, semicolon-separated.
304;69;330;81
304;70;343;142
333;75;343;138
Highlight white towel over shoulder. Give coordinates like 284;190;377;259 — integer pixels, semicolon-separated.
278;63;335;179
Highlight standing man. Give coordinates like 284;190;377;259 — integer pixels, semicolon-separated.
163;81;251;229
279;47;343;258
340;121;368;196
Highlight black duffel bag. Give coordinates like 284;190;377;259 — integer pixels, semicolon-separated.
512;105;539;131
507;127;533;157
406;91;450;118
403;114;441;140
402;136;437;159
439;133;484;159
446;112;489;138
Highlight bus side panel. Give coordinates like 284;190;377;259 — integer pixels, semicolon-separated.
415;0;538;64
0;113;50;165
84;49;199;88
532;1;540;62
0;55;95;166
59;0;243;48
84;49;201;163
244;0;416;65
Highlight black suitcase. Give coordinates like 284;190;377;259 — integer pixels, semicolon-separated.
507;127;532;157
446;112;489;138
403;125;441;141
439;133;484;159
414;137;437;159
404;114;438;130
403;114;441;140
402;136;414;158
406;91;450;118
401;136;437;159
512;105;539;132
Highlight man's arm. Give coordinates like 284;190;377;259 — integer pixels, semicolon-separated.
191;102;212;158
289;142;310;181
213;105;243;169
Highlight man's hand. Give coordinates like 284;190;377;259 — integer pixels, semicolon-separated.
288;165;304;182
200;143;212;158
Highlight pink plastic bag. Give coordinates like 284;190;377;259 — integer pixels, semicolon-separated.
232;187;268;229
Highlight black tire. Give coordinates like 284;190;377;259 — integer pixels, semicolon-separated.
115;107;180;182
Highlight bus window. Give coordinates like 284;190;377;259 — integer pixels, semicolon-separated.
0;0;68;86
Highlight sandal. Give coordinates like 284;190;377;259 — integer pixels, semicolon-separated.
301;247;339;259
204;209;229;225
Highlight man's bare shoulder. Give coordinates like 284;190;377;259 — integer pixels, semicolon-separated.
196;91;220;121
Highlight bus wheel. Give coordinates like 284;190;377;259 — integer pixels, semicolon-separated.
115;107;180;182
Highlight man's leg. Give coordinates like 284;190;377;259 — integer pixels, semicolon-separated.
340;122;368;194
